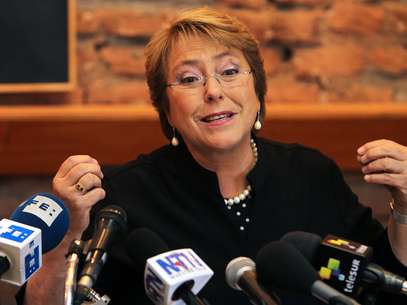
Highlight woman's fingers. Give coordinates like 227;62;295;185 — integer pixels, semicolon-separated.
357;140;407;164
54;155;98;179
361;157;404;175
52;155;106;233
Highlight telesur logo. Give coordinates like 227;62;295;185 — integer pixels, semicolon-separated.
320;258;345;281
320;257;360;294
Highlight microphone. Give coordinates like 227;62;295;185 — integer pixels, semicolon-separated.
255;240;361;305
282;231;407;297
11;192;70;252
64;239;84;305
225;256;280;305
125;228;213;305
75;205;127;304
0;193;69;285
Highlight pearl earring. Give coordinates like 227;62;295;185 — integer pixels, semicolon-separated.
254;111;262;130
171;127;179;146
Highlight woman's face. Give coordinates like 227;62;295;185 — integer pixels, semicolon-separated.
166;35;260;154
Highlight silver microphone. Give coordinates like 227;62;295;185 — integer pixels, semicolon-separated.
226;257;280;305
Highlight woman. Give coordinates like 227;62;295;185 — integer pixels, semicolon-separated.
21;7;407;305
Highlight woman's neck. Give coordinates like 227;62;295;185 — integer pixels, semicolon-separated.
186;137;256;198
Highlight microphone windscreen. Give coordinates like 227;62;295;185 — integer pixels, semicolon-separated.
256;240;318;294
125;228;169;267
11;193;69;253
281;231;322;261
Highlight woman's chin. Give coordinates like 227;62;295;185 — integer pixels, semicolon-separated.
204;135;250;151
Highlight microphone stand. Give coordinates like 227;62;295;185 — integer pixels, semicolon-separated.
240;271;280;305
77;286;111;305
65;240;84;305
179;289;207;305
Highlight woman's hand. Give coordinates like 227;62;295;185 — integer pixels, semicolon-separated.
52;155;106;235
357;139;407;213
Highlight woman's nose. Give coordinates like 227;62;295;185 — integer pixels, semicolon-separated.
204;75;224;102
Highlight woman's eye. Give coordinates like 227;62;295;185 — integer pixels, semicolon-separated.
180;75;200;84
222;68;239;76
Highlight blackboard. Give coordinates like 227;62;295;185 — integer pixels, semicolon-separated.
0;0;75;93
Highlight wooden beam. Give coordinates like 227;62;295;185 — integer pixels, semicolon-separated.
1;104;406;175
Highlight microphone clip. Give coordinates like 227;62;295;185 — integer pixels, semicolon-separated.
79;287;111;305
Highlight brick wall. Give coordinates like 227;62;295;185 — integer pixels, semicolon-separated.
1;0;406;105
77;0;407;105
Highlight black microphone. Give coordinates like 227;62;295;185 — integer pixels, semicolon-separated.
282;231;407;297
225;256;280;305
125;228;212;305
255;240;361;305
75;205;127;305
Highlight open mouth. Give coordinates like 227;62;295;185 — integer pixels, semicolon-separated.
201;112;234;123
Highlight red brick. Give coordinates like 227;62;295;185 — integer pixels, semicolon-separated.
261;48;283;76
328;2;385;35
324;83;393;103
368;46;407;75
217;0;267;9
77;9;102;34
87;80;150;104
77;39;109;86
384;3;407;34
97;8;166;38
293;44;366;78
266;76;320;103
274;0;328;6
100;46;145;77
226;9;273;43
269;10;322;44
77;40;99;70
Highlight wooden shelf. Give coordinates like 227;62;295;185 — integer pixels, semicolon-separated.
1;104;407;175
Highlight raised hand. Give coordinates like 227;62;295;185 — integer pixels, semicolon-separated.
52;155;106;234
357;139;407;213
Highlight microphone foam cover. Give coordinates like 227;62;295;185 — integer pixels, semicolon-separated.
256;240;318;294
11;193;69;253
225;256;255;290
125;228;169;267
281;231;322;261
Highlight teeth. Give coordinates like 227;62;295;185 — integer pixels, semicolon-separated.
203;114;230;122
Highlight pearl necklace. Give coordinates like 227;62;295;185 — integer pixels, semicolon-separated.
223;139;258;207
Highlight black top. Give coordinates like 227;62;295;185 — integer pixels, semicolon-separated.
16;137;405;305
82;137;407;305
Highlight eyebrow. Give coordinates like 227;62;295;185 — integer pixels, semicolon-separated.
171;50;238;72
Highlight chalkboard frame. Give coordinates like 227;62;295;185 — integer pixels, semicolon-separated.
0;0;76;93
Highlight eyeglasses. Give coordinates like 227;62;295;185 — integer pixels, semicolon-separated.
167;70;252;90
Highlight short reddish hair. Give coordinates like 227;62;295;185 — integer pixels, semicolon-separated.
145;7;267;139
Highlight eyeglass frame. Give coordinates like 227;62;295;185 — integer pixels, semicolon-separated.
166;69;253;89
